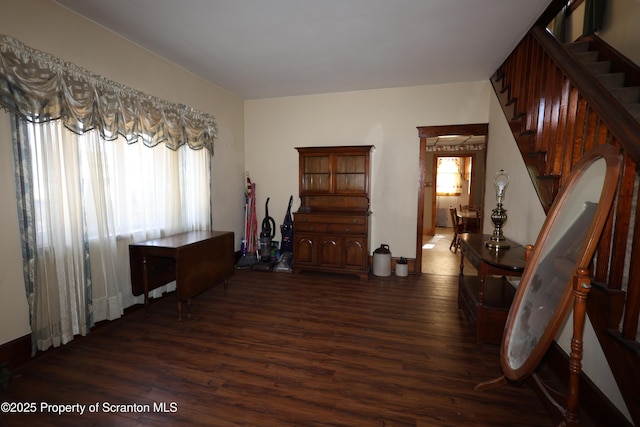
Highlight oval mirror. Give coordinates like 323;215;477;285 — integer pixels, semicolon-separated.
501;144;621;381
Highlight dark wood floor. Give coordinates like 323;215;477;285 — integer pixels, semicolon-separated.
1;269;552;426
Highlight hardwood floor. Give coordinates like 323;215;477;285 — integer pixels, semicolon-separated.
1;269;552;426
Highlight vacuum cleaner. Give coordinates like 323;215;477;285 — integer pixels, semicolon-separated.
253;197;276;271
274;195;294;273
236;175;259;268
280;195;294;253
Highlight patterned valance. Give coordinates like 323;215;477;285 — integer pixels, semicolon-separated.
0;35;217;153
425;143;486;152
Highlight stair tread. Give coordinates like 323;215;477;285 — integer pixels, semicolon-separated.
584;60;612;75
610;86;640;104
574;50;599;63
565;41;590;53
596;72;626;89
625;103;640;120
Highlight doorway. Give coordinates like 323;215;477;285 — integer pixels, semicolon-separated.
415;124;488;274
434;155;475;228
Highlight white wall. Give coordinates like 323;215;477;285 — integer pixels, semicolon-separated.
600;0;640;65
0;0;246;345
244;82;491;260
485;96;546;245
563;0;640;64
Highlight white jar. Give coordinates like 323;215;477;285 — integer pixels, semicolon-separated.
395;258;408;277
372;244;391;277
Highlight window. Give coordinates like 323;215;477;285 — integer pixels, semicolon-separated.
15;119;211;352
436;157;463;196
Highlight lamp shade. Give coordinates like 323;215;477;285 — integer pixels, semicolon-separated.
494;169;509;200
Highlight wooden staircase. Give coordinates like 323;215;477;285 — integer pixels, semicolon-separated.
568;39;640;118
491;19;640;427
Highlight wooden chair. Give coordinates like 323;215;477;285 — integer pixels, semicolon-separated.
449;207;465;252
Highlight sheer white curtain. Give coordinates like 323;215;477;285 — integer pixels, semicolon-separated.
15;119;211;353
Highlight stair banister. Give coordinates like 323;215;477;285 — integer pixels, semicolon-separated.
530;25;640;162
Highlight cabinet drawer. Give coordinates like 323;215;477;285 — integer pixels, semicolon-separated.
328;224;367;234
461;244;481;270
295;213;367;225
295;222;328;233
328;215;367;225
294;214;318;223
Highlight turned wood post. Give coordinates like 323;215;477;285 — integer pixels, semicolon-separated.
565;267;591;426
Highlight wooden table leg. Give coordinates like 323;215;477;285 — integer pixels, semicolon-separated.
142;256;150;317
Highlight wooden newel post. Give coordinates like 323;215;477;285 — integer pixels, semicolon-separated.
565;267;591;426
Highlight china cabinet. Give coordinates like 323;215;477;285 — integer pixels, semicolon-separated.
293;145;373;278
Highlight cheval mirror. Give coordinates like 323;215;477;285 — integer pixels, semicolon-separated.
477;144;621;426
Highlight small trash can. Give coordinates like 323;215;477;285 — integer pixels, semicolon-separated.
372;244;391;277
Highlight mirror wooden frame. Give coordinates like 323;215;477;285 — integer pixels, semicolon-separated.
501;144;621;381
476;144;621;426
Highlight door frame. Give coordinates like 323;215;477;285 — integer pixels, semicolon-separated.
415;124;488;273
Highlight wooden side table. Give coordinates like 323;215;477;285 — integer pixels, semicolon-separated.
129;231;235;320
457;233;526;345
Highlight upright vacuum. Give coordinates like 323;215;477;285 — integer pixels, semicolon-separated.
274;195;294;272
253;197;276;271
280;195;294;253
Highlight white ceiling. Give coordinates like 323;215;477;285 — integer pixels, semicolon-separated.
54;0;552;100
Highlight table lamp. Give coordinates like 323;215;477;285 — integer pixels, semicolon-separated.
486;169;510;250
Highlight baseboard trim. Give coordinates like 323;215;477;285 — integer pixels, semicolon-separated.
0;334;31;371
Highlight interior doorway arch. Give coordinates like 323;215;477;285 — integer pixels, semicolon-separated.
415;124;488;273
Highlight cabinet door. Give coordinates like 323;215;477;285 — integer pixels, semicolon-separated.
335;154;367;194
343;237;367;270
300;155;331;194
294;234;315;266
318;236;342;268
